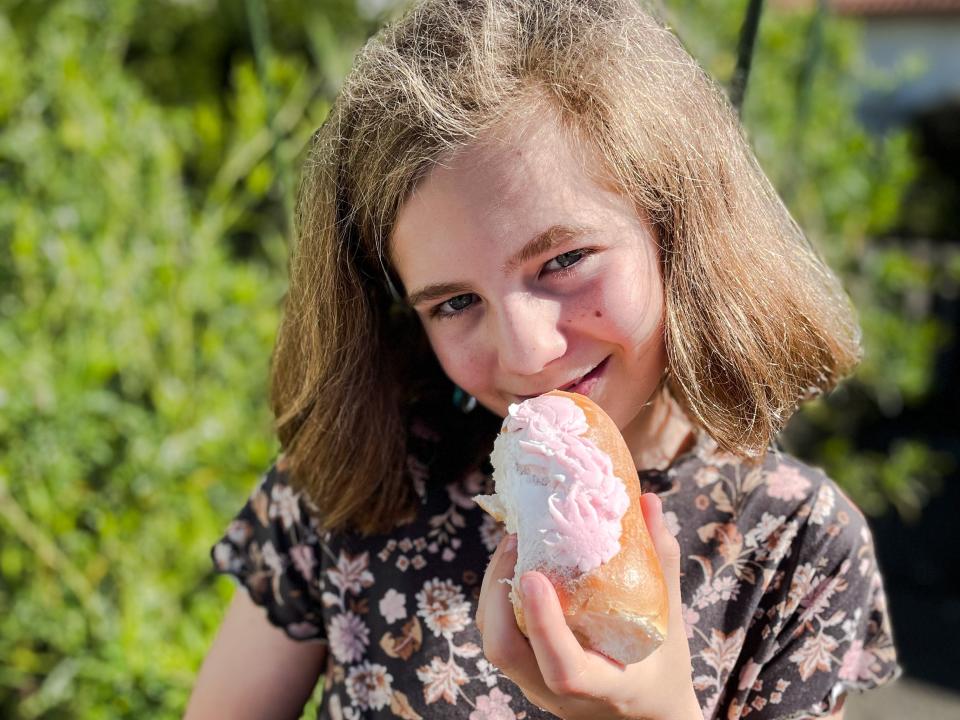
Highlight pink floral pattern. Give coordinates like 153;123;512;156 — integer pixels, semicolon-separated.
212;423;899;718
470;688;517;719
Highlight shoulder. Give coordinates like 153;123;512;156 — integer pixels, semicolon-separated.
695;433;862;515
758;449;874;566
678;434;877;568
675;436;899;717
212;457;328;561
242;457;323;533
211;460;330;640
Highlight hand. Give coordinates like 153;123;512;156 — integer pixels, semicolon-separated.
475;493;702;720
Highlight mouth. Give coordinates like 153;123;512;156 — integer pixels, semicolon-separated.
516;356;610;401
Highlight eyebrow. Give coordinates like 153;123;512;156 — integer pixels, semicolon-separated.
405;224;588;308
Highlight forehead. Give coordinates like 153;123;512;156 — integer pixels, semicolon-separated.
452;117;588;198
390;115;618;269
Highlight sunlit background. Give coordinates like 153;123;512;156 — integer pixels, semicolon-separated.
1;0;957;717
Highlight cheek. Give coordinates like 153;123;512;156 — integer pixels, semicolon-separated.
568;273;662;343
563;277;609;323
615;247;664;338
620;279;663;341
424;327;489;388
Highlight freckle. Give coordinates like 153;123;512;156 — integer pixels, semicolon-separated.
594;310;603;318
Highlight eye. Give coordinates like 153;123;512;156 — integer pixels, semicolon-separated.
428;248;596;320
544;249;588;272
430;292;477;319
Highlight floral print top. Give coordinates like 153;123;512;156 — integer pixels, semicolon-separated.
211;419;900;720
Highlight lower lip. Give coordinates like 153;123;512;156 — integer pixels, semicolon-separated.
566;356;609;397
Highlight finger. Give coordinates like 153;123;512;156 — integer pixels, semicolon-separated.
479;542;535;668
640;493;684;622
480;551;563;712
476;533;516;633
519;571;592;696
476;532;515;631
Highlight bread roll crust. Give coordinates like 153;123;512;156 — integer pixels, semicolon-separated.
475;390;669;664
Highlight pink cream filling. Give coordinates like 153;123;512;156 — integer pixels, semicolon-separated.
505;395;629;573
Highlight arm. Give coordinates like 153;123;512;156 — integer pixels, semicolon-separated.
184;590;327;720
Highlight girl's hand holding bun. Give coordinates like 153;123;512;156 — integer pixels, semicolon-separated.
474;392;702;719
476;494;701;720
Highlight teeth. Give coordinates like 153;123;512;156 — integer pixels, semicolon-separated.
557;359;603;392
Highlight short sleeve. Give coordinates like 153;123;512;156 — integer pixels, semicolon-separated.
211;461;328;642
735;480;900;719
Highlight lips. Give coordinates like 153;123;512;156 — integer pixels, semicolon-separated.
563;356;609;396
561;368;593;391
516;356;610;400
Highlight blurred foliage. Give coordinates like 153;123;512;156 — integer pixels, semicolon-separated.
0;0;373;716
664;0;958;519
0;0;957;717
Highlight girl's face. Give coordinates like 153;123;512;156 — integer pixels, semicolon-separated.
391;116;668;446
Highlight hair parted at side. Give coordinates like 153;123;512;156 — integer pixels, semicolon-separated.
270;0;863;536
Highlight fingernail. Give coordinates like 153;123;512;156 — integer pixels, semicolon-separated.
504;533;518;552
648;492;662;514
521;574;540;599
644;492;663;522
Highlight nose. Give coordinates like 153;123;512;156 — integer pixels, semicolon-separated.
492;294;567;377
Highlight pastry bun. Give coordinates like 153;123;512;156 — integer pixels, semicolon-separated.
474;390;668;665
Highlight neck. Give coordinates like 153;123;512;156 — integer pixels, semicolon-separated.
622;388;696;472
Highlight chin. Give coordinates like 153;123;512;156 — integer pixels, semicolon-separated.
605;386;658;427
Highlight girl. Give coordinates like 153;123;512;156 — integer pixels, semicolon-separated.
187;1;899;718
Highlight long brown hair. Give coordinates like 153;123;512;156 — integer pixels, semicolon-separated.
270;0;862;535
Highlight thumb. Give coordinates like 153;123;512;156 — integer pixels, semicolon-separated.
640;492;683;614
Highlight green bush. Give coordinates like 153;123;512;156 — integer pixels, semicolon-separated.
0;0;364;715
1;0;955;717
